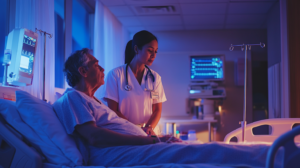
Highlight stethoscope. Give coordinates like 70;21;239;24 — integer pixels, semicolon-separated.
124;64;155;91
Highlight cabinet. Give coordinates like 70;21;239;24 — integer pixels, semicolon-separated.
160;119;217;142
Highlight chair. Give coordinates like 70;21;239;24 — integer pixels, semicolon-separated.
224;118;300;143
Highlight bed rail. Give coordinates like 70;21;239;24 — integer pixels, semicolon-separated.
224;118;300;143
266;125;300;168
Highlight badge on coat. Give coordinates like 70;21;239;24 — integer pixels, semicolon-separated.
150;91;159;99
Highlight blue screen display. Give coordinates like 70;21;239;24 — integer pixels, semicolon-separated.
190;56;224;80
19;35;36;74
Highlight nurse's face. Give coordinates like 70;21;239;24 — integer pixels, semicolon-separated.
135;40;158;66
85;54;105;87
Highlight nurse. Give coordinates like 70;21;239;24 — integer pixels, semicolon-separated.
102;30;166;136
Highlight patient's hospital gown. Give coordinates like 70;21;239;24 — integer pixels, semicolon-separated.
53;88;147;164
53;88;276;167
53;88;147;137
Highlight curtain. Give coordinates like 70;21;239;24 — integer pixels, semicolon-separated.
268;63;281;118
11;0;55;103
94;0;130;99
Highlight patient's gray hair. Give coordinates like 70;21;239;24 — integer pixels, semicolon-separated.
64;48;91;87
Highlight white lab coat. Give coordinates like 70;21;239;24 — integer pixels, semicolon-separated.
101;64;167;125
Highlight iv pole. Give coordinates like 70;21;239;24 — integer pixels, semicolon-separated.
35;28;52;102
229;42;266;142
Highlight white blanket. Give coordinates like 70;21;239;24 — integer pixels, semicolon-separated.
63;163;240;168
87;142;283;168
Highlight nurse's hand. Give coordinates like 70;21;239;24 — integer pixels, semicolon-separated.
142;127;156;136
159;135;182;143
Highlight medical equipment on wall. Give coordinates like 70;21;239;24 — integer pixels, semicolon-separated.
35;28;52;101
2;49;11;86
190;55;225;82
229;42;266;142
124;64;155;91
4;28;38;87
187;98;217;120
202;99;215;120
187;55;226;121
189;55;226;99
188;99;202;119
0;85;19;101
189;82;226;98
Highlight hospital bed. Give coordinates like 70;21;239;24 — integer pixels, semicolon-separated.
224;118;300;143
1;91;300;168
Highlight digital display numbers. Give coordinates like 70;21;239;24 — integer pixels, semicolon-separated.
23;35;37;47
191;56;224;80
19;35;37;74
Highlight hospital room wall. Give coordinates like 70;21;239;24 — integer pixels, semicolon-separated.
266;1;281;119
267;1;281;68
150;29;267;142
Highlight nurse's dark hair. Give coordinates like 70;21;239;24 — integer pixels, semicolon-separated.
64;48;91;87
125;30;157;64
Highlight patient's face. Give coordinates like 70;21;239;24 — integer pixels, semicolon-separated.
85;54;105;88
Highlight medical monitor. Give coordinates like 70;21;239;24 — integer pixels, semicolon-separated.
5;28;38;86
190;55;224;82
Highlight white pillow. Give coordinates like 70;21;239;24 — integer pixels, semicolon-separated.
0;99;70;164
15;91;83;166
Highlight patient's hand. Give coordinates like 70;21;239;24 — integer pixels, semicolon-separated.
159;135;182;143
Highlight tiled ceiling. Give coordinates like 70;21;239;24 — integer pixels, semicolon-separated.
85;0;278;33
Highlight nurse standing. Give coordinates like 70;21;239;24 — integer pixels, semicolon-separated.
101;30;166;136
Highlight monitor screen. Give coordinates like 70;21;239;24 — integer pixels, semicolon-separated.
190;56;224;81
5;28;38;86
19;34;36;74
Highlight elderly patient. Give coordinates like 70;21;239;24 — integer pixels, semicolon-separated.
53;48;174;145
53;48;270;167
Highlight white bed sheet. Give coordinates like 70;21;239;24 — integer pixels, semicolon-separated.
66;164;243;168
43;141;284;168
86;142;284;168
44;162;243;168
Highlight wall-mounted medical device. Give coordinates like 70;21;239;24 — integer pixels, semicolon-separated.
189;83;226;98
190;55;224;82
189;55;226;99
4;28;38;86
